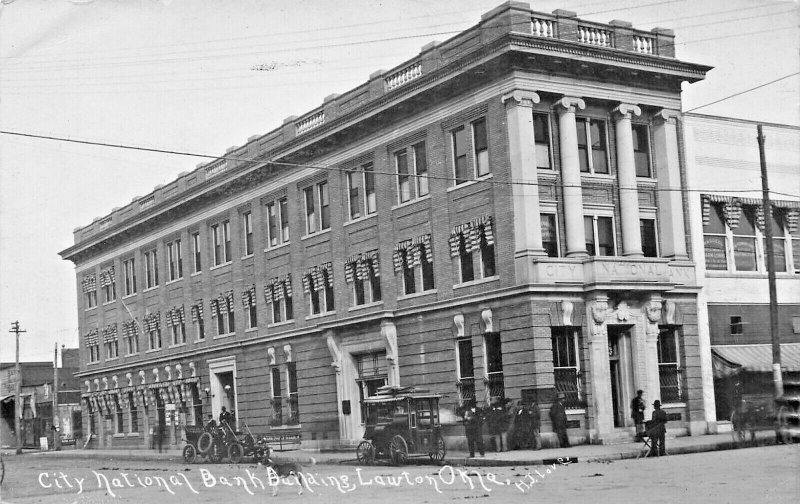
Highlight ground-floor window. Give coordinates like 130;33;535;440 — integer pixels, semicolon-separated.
484;332;505;400
456;336;476;406
551;326;584;408
356;352;387;424
657;327;682;402
128;392;139;433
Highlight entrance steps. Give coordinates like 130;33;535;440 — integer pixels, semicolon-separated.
599;429;636;445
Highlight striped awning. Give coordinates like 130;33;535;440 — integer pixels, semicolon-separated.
712;343;800;377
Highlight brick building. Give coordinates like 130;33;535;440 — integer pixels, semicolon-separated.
683;114;800;422
60;2;713;450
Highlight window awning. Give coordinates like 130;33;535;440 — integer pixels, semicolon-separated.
712;343;800;377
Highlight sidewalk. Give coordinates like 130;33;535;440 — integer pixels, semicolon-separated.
5;431;779;467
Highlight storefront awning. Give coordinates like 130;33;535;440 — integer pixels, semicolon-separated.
0;394;14;403
712;343;800;377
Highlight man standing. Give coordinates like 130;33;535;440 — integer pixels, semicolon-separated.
650;400;668;456
630;390;646;441
462;403;485;458
549;393;570;448
530;401;542;450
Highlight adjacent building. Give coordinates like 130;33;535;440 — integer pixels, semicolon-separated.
60;2;714;450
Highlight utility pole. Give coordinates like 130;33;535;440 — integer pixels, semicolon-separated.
53;343;61;451
10;321;26;455
757;124;783;399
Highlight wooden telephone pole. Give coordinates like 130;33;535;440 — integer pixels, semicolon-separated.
10;321;26;454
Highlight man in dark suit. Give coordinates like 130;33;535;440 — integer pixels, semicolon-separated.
650;399;668;456
461;403;485;458
549;393;570;448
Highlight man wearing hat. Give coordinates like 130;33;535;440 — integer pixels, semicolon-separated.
650;399;668;456
549;392;570;448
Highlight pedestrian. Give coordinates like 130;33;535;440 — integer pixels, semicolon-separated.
487;397;509;452
155;421;164;453
530;401;542;450
219;406;231;425
650;400;668;456
461;402;485;458
631;389;646;441
549;392;570;448
511;401;531;449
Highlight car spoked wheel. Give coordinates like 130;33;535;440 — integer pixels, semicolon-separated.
182;444;197;464
389;435;408;466
356;440;376;465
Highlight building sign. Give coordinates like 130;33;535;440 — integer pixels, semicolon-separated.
1;368;19;396
703;236;727;270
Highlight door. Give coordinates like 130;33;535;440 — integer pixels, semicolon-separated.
607;325;634;428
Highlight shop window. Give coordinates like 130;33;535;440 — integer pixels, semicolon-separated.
551;327;583;409
577;118;609;174
657;328;682;403
640;218;659;257
703;202;728;270
733;207;758;272
541;213;560;257
632;123;652;177
533;112;553;169
584;215;616;256
484;332;504;400
456;337;476;406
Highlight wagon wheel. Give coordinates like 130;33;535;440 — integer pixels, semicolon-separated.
208;440;224;463
428;433;446;463
182;444;197;464
228;442;244;464
389;435;408;466
197;432;214;454
356;440;376;466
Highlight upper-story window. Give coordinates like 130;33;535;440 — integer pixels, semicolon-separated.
303;181;330;235
100;266;116;303
242;211;254;256
82;274;97;309
123;321;139;355
167;306;186;346
144;248;159;289
641;218;659;258
345;251;382;306
393;234;435;295
212;220;231;266
577;118;609;174
584;215;616;256
265;275;293;324
632;123;652;177
395;142;428;203
452;117;490;185
191;232;202;273
541;213;560;257
533;112;553;169
167;239;183;281
266;197;290;248
303;263;334;315
123;258;136;296
85;329;100;363
242;285;257;329
449;216;496;284
143;312;162;351
347;162;377;219
191;301;205;341
211;292;235;336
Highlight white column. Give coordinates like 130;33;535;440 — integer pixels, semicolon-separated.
587;295;612;440
613;103;644;257
556;97;587;257
381;320;400;386
502;90;546;258
652;109;688;259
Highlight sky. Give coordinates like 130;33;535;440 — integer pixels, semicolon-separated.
0;0;798;363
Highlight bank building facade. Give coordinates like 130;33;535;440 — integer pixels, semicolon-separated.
60;2;715;450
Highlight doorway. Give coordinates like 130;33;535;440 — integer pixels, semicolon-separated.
607;325;634;428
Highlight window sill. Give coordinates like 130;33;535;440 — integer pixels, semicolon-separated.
126;352;139;357
194;339;206;344
391;194;431;211
267;320;295;329
127;433;140;438
447;174;493;193
122;293;137;300
565;409;586;414
85;306;98;312
113;433;126;438
580;172;614;180
265;242;290;253
169;343;187;349
191;271;202;277
102;300;116;307
241;254;254;260
106;357;119;362
166;278;183;286
145;348;161;354
344;212;378;227
301;229;331;241
453;276;499;289
210;262;232;271
270;424;301;431
398;289;437;301
305;311;336;321
348;301;384;312
143;286;159;293
87;361;100;366
213;333;234;340
245;327;258;333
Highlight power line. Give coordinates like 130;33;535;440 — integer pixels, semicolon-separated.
684;72;800;113
1;128;797;199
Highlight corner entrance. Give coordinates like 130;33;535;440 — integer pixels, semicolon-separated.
607;325;635;428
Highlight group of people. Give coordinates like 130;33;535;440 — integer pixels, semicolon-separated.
631;389;668;456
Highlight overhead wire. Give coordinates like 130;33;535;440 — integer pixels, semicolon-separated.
684;72;800;113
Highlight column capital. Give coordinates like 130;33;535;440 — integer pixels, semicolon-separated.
555;96;586;114
654;108;681;124
612;103;642;120
501;89;541;108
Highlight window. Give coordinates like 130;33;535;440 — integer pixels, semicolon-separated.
640;218;658;257
541;213;559;257
191;303;205;340
287;362;299;425
576;118;609;174
484;332;504;399
105;337;118;360
303;181;330;234
101;267;116;303
212;220;231;266
148;328;162;350
395;236;435;295
450;217;496;284
266;197;290;247
456;337;476;406
552;327;583;409
730;316;743;337
123;322;139;355
452;125;469;184
115;396;124;434
347;162;378;219
123;258;137;296
242;211;253;256
271;367;283;426
356;352;387;424
82;274;97;309
191;232;202;273
167;240;183;281
346;252;382;306
657;328;682;402
733;207;758;272
395;143;428;203
88;342;100;363
305;264;334;315
703;203;728;270
265;276;293;324
585;215;616;256
170;323;186;346
764;210;787;273
212;294;234;336
473;118;489;177
533;112;553;169
451;117;489;185
243;286;257;329
632;124;651;177
792;218;800;274
85;290;97;309
144;248;159;288
128;392;139;433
